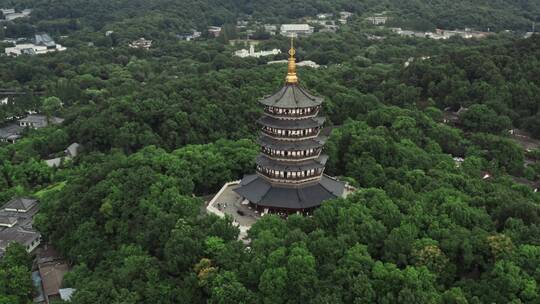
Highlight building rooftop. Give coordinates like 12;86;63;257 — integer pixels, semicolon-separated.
260;84;324;108
0;123;23;140
59;288;76;301
281;24;312;31
19;114;64;125
0;215;17;227
3;197;38;212
235;174;346;210
65;142;81;157
39;261;69;299
0;227;41;251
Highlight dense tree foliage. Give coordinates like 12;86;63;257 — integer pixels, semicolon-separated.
0;243;33;304
0;1;539;302
0;0;537;37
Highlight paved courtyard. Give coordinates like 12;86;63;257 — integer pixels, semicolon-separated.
206;182;260;242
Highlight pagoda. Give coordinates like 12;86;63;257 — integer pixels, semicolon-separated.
234;38;347;214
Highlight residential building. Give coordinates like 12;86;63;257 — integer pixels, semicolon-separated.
177;30;201;41
340;11;353;19
264;24;277;35
39;261;70;303
18;114;64;128
339;11;353;24
44;142;81;168
0;8;15;15
129;38;152;49
1;8;31;21
4;197;38;213
366;16;388;25
33;246;73;303
208;26;222;37
280;24;314;37
317;13;333;19
0;197;41;256
0;123;22;143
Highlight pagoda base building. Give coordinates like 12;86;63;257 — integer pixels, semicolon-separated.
234;39;348;214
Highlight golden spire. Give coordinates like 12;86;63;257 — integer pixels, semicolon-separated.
285;36;298;84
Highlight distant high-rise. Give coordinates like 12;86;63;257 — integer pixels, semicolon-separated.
234;38;347;214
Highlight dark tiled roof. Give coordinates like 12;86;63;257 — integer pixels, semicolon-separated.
260;84;323;108
3;197;38;211
256;154;328;171
258;116;325;129
0;123;23;139
18;115;64;126
39;262;69;297
234;174;346;210
0;215;17;226
258;134;327;150
0;227;40;250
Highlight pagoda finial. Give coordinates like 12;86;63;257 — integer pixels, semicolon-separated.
285;36;298;84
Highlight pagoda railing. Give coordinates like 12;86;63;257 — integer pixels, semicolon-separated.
263;111;320;120
256;172;323;184
261;150;322;162
260;129;320;141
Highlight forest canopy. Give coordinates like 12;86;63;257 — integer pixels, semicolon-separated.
0;0;539;303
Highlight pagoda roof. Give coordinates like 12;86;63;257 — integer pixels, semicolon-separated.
258;116;325;130
256;154;328;171
259;84;323;109
234;174;346;210
259;134;327;150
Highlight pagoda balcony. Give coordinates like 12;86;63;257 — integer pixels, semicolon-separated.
261;148;322;161
262;152;322;162
256;171;324;185
261;129;321;141
263;110;320;120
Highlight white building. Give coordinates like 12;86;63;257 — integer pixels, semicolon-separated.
267;59;321;68
317;13;333;19
264;25;277;35
5;43;67;56
234;44;281;58
2;8;31;21
5;33;66;57
177;30;201;41
340;11;353;19
0;8;15;15
366;16;388;25
208;26;222;37
280;24;314;37
129;38;152;49
0;197;41;255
